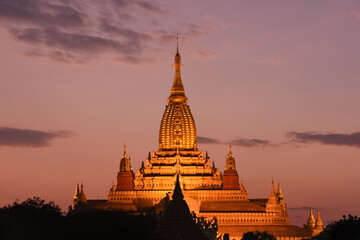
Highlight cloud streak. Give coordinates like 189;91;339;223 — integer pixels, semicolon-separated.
287;132;360;148
232;138;270;147
0;127;73;148
198;136;221;144
288;206;322;211
198;136;270;147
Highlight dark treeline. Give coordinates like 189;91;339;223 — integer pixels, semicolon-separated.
1;197;360;240
307;214;360;240
0;197;159;240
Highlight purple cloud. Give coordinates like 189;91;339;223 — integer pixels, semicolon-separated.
198;136;220;144
198;136;270;147
232;138;270;147
0;127;73;148
287;132;360;148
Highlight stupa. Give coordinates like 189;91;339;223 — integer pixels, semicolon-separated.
72;37;323;240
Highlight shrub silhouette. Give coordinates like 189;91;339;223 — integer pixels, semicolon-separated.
0;197;159;240
309;214;360;240
242;231;276;240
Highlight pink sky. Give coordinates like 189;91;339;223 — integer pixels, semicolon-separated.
1;0;360;226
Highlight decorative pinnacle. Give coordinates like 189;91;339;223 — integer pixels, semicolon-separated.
176;33;179;54
173;174;184;200
168;34;187;104
277;182;283;198
228;144;233;156
122;144;127;158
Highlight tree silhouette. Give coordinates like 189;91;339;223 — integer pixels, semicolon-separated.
0;196;160;240
242;231;276;240
0;197;65;240
309;214;360;240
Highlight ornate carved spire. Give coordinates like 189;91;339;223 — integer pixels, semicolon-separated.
315;209;323;229
123;144;127;158
266;180;281;213
269;180;277;202
307;209;316;228
74;183;80;199
120;144;132;172
78;183;87;204
225;144;236;171
168;34;188;104
277;182;284;199
173;174;184;200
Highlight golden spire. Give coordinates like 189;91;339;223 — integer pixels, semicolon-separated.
269;180;277;200
168;34;188;104
307;209;316;228
173;174;184;200
315;209;323;229
74;183;80;199
225;144;236;171
122;144;127;158
120;144;132;172
277;182;283;199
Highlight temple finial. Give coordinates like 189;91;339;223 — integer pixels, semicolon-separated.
173;173;184;200
315;209;323;229
176;33;179;54
307;209;315;228
168;34;187;104
123;144;127;158
277;182;283;198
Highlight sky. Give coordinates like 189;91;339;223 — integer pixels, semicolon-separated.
1;0;360;227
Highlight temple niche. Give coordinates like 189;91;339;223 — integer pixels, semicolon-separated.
72;38;323;240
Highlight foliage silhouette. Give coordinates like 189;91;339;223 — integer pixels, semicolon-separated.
0;197;160;240
0;197;65;240
308;214;360;240
242;231;276;240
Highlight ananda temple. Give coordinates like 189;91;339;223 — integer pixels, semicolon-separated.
72;40;323;240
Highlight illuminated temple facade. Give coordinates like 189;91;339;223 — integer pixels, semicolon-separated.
72;42;323;240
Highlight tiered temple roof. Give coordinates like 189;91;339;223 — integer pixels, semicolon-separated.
72;37;323;240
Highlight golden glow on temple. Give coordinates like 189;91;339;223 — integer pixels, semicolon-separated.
72;39;323;240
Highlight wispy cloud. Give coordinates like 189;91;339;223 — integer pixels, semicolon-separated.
0;0;214;64
0;0;86;27
288;206;322;211
287;132;360;148
0;127;73;148
198;136;221;144
232;138;270;147
198;136;270;147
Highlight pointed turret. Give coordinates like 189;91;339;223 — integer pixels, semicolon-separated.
74;183;80;199
277;182;288;214
78;183;87;204
120;144;132;172
225;144;236;171
277;182;284;200
173;174;184;200
266;180;281;213
72;182;88;212
315;209;323;230
268;180;277;202
168;34;188;104
116;144;135;190
307;209;316;228
223;145;240;190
